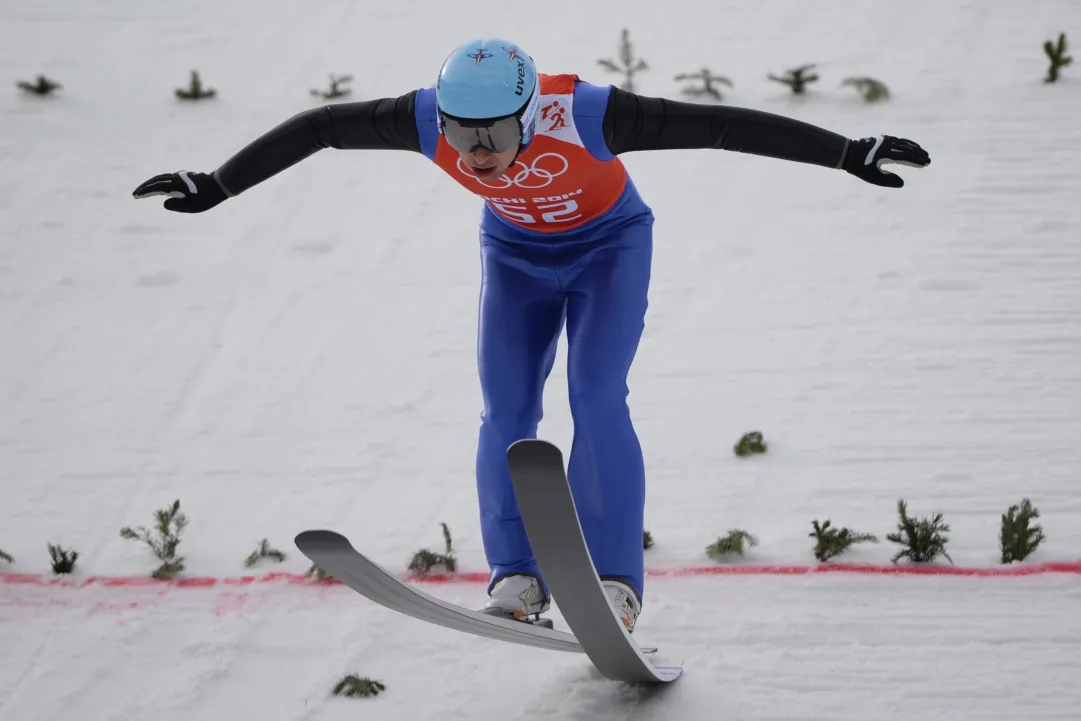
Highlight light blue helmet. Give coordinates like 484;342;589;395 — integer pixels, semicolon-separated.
437;38;540;144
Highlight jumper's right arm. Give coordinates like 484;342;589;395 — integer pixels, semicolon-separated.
133;91;423;212
216;91;423;195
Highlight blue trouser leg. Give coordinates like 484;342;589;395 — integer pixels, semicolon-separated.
475;235;566;594
563;220;653;601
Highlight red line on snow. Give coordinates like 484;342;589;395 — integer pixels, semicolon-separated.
647;561;1081;578
3;561;1080;590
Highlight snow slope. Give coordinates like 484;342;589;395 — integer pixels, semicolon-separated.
2;0;1081;718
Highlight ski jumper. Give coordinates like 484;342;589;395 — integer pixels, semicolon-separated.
205;73;854;602
417;75;654;597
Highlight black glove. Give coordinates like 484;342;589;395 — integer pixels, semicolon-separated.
132;170;229;213
843;135;930;188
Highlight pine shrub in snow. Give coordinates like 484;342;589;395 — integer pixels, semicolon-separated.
408;522;457;576
841;76;890;102
706;530;758;560
674;69;733;101
733;431;768;457
16;75;61;96
332;674;386;698
597;29;648;93
0;548;13;564
244;538;286;568
809;519;879;562
175;70;215;100
306;564;331;582
311;74;353;99
1044;32;1072;83
643;530;654;550
768;64;819;94
886;499;953;564
119;499;188;579
48;544;78;574
1000;498;1045;563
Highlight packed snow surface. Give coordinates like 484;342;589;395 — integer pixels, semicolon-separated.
2;0;1080;718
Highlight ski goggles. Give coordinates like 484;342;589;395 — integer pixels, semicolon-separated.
438;88;541;155
439;112;524;155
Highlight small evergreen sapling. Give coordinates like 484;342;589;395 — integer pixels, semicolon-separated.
306;564;331;582
809;519;878;562
1000;498;1045;563
1044;33;1072;83
311;74;354;100
734;431;768;457
48;544;78;574
245;539;287;568
886;499;953;564
841;76;890;102
597;29;649;93
768;64;819;95
706;529;758;560
176;70;216;101
17;75;62;96
1;548;14;564
120;499;188;578
674;69;733;101
332;674;386;698
643;530;654;550
408;522;457;576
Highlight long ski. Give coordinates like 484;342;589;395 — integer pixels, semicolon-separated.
294;530;661;657
294;529;586;653
506;439;683;684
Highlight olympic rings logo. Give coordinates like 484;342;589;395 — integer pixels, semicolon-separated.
456;153;569;189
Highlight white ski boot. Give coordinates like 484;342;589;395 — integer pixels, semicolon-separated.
603;579;642;633
482;574;552;626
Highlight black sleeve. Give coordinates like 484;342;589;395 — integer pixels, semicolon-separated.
601;87;851;170
214;91;422;196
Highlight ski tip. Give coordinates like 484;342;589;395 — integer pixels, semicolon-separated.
506;438;564;466
294;529;350;551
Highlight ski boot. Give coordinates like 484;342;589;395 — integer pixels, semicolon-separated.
602;579;642;633
481;574;553;629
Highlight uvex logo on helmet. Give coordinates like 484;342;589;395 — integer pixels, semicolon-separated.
515;59;526;96
503;46;527;96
